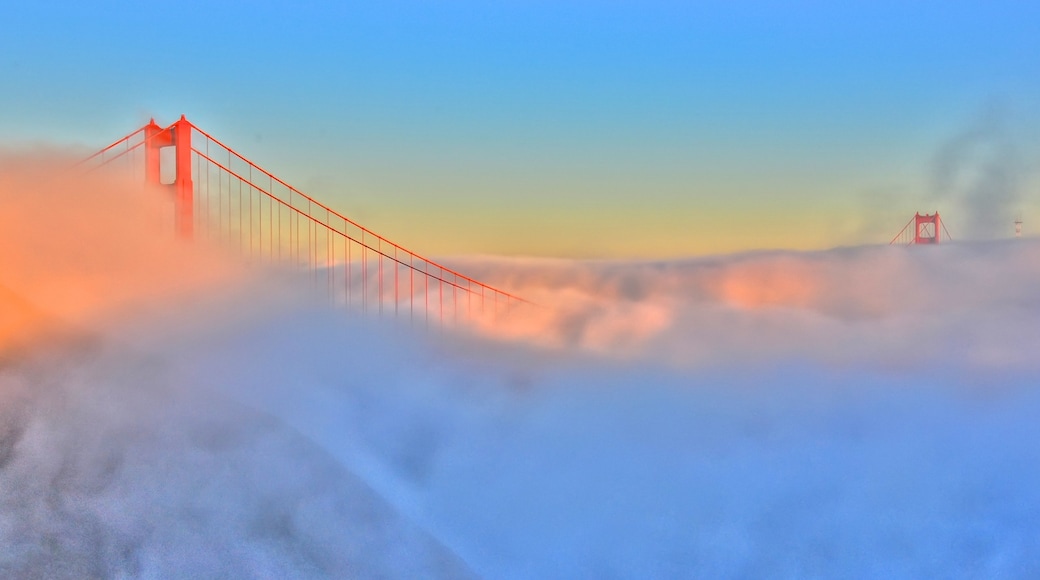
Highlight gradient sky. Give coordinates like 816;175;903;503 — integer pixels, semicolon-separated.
2;0;1039;257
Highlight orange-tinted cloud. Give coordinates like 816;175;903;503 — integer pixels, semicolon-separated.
448;242;1040;372
0;154;242;352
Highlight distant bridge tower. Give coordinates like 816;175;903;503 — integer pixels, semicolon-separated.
143;115;194;239
890;212;951;246
1015;213;1023;238
913;212;941;244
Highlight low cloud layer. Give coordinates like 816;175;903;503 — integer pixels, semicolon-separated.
0;160;471;577
0;155;241;351
453;240;1040;372
185;244;1040;577
3;157;1040;577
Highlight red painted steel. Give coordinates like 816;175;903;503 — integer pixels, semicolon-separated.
143;117;193;238
890;211;953;246
174;115;194;239
913;212;939;244
84;116;526;326
143;118;170;186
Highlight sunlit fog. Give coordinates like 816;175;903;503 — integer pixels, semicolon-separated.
3;161;1040;577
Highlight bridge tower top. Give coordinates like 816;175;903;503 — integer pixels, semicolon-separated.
890;211;952;246
913;212;941;245
143;115;193;239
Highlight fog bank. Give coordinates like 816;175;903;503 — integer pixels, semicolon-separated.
4;159;1040;577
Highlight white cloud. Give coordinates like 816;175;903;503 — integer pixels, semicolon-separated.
4;157;1040;577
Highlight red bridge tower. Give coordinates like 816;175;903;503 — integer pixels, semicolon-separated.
143;115;194;238
890;212;951;246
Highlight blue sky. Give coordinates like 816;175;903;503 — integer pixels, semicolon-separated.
2;0;1038;256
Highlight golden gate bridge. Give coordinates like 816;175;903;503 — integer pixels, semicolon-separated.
81;115;524;326
889;211;953;246
78;115;960;328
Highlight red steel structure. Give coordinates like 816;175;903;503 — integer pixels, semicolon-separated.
81;115;524;325
890;212;952;246
143;116;194;238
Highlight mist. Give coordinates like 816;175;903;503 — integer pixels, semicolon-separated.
931;106;1029;240
4;158;1040;577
